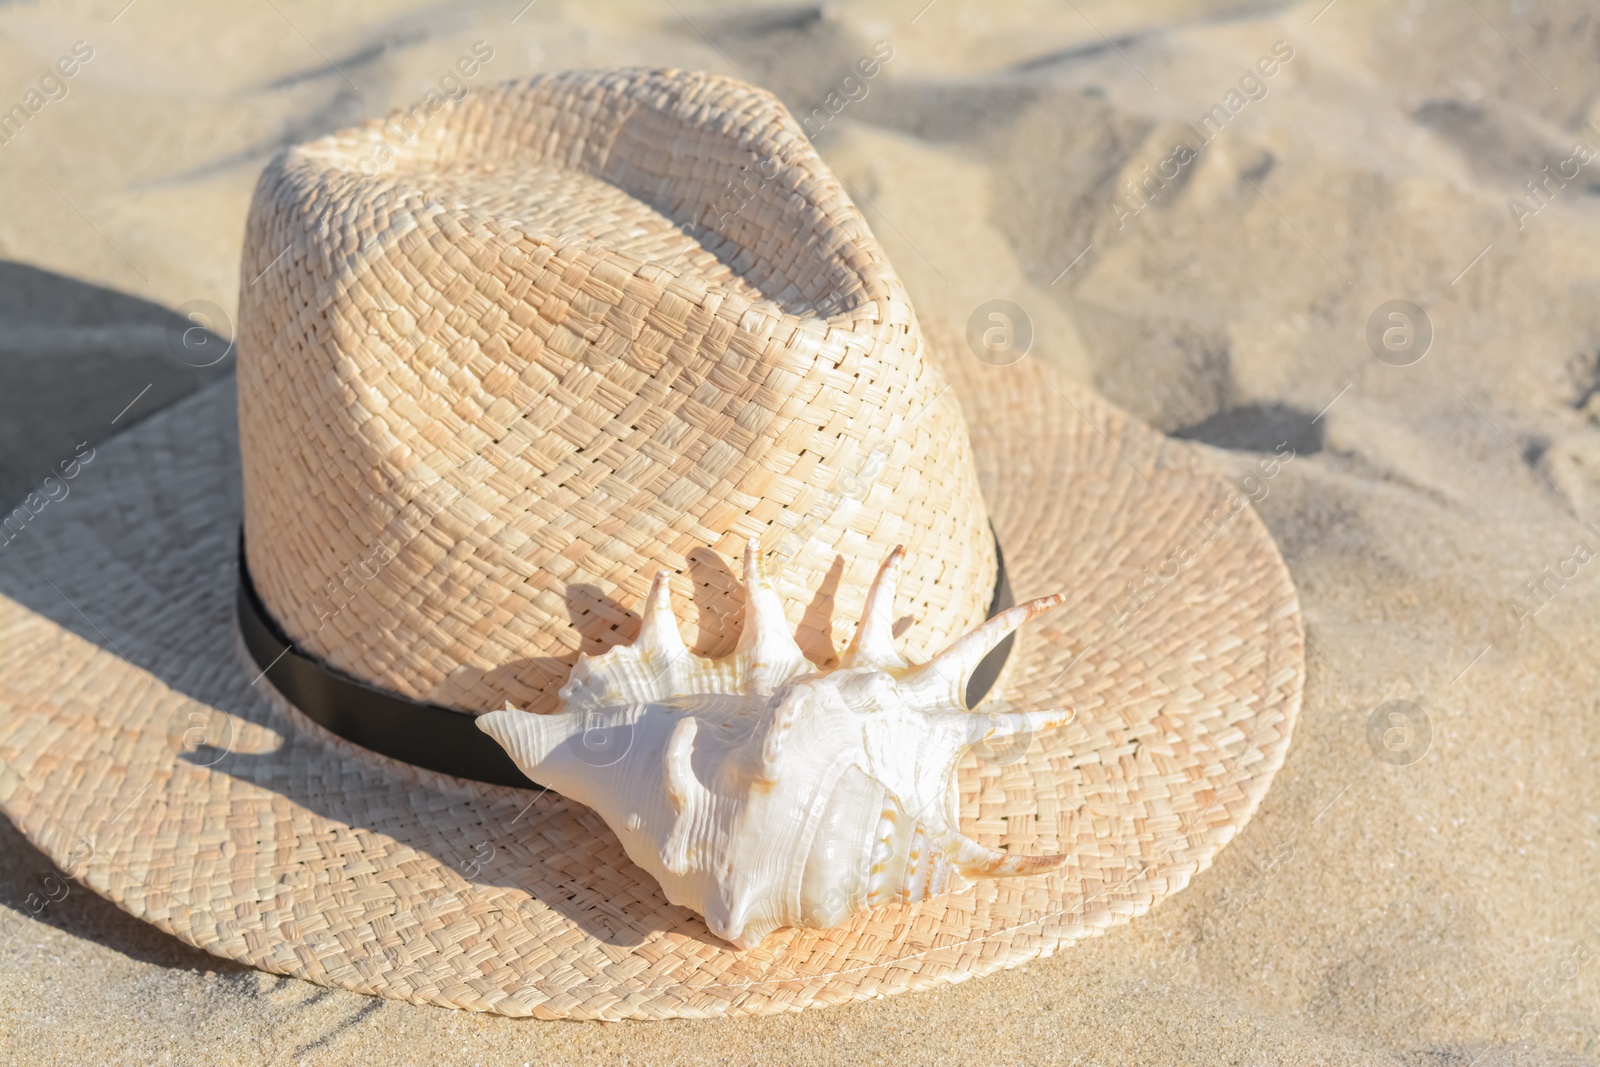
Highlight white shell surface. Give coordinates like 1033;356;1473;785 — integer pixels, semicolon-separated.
478;543;1073;948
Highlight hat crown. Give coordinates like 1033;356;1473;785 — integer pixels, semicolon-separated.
236;69;995;713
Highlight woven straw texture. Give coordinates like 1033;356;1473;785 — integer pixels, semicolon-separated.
0;344;1302;1018
0;69;1302;1020
235;69;997;714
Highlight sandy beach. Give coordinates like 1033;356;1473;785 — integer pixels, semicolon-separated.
1;0;1598;1063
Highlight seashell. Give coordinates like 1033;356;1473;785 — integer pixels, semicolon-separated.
478;542;1075;948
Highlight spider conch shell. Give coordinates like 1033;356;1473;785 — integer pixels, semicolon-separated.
478;542;1074;948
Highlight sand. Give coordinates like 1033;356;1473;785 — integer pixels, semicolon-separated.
2;0;1598;1063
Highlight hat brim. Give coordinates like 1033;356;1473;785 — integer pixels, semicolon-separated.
0;346;1301;1020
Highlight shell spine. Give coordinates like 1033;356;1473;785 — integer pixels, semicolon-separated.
479;542;1073;948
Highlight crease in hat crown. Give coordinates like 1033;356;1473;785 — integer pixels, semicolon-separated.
236;68;998;717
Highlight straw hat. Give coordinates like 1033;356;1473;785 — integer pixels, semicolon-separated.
0;69;1302;1019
